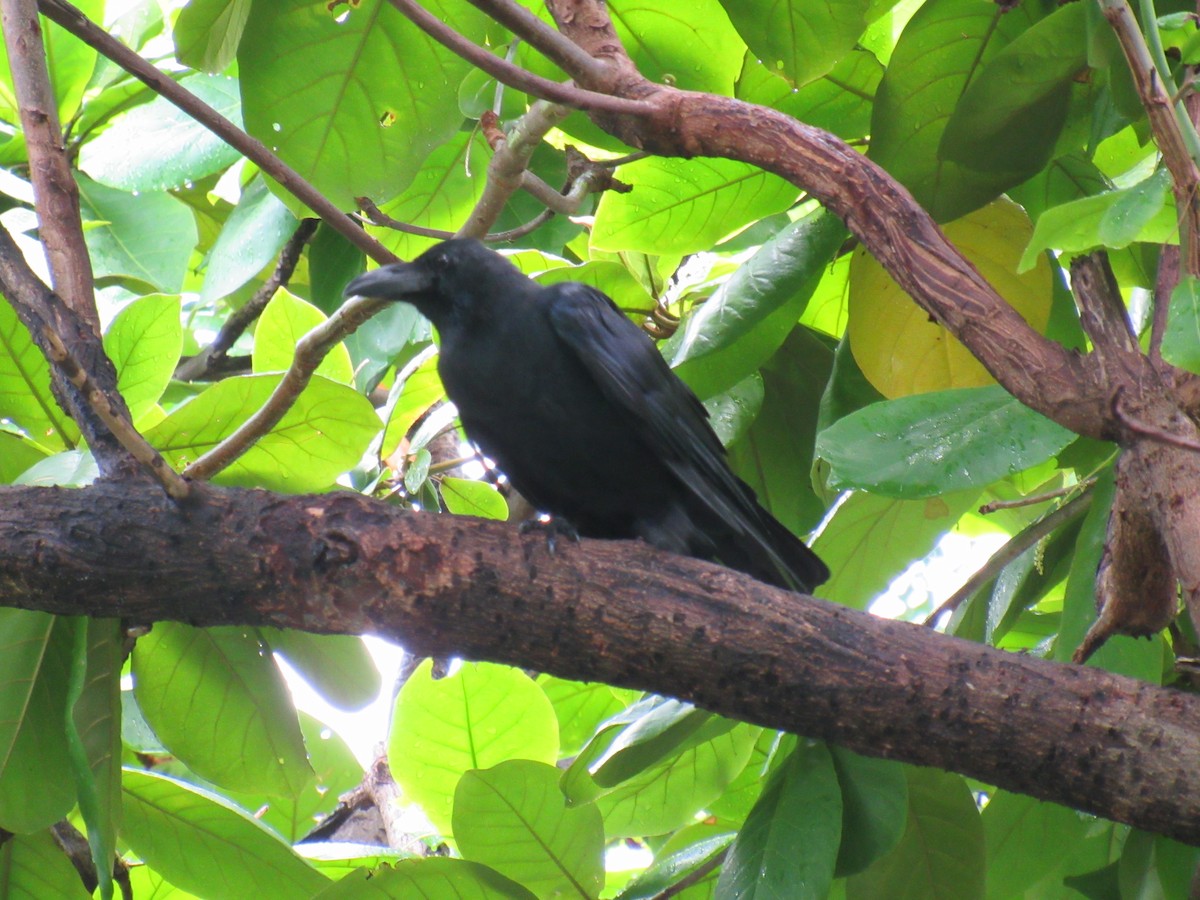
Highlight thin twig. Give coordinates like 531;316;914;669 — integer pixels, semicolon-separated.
36;0;396;265
384;0;652;117
458;103;572;238
464;0;609;83
358;197;552;243
176;219;319;382
923;490;1094;628
1113;389;1200;452
978;479;1096;514
0;226;190;499
182;295;387;481
1;0;97;328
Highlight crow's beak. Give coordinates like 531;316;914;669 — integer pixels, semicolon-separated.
343;263;433;301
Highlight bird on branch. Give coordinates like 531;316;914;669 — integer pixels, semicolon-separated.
346;239;829;592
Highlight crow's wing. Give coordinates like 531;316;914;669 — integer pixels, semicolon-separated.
545;282;827;591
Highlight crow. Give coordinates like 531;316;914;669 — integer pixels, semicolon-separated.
345;239;829;592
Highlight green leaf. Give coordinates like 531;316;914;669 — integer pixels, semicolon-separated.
728;327;834;536
380;353;444;456
369;131;490;262
200;176;300;306
454;760;605;899
311;858;535;899
846;767;984;900
174;0;252;72
252;288;353;384
817;386;1075;499
441;477;508;520
145;373;381;492
0;300;74;448
263;629;381;711
225;712;364;842
536;676;634;759
1019;181;1177;272
0;430;50;483
0;830;92;899
309;223;365;317
79;73;242;192
1118;830;1200;900
869;0;1048;221
831;748;908;876
736;50;882;141
388;661;558;835
1160;276;1200;374
0;611;75;832
982;792;1087;898
592;156;799;255
716;742;841;899
0;0;103;123
77;172;197;293
64;618;123;900
939;4;1087;176
132;623;313;797
596;722;760;839
704;374;764;447
719;0;872;86
812;490;980;610
618;829;734;899
239;0;489;211
103;294;183;422
534;261;652;317
121;769;330;897
667;208;846;399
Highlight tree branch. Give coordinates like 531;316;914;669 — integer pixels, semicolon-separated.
0;225;188;496
0;0;96;329
1;481;1199;845
35;0;397;265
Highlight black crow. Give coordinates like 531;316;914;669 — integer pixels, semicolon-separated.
345;239;828;592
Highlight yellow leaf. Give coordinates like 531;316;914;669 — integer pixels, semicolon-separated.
848;198;1051;397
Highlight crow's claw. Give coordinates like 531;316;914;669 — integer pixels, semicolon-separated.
519;516;580;555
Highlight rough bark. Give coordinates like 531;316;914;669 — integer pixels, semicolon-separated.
3;481;1200;845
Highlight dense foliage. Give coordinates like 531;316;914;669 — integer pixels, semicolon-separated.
1;0;1199;897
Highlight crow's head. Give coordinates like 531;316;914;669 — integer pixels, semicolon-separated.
344;239;515;325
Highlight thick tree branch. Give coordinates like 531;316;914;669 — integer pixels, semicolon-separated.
2;481;1200;845
1;0;96;329
36;0;396;265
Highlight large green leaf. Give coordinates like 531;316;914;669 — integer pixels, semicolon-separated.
225;712;364;843
0;431;49;483
200;176;299;305
132;623;313;798
239;0;489;211
174;0;252;72
817;386;1075;499
1157;275;1200;374
846;767;985;900
121;769;330;898
0;611;75;832
454;760;605;898
596;722;760;839
262;629;381;711
103;294;183;423
388;661;558;835
536;676;634;760
79;73;243;192
938;4;1088;175
251;288;353;384
77;172;197;293
619;829;734;899
667;208;845;399
0;301;73;448
0;830;91;899
719;0;871;87
144;373;381;492
592;156;799;255
981;792;1087;898
869;0;1047;221
812;490;980;610
831;748;908;876
0;0;103;123
312;858;535;899
716;742;841;899
64;618;123;900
